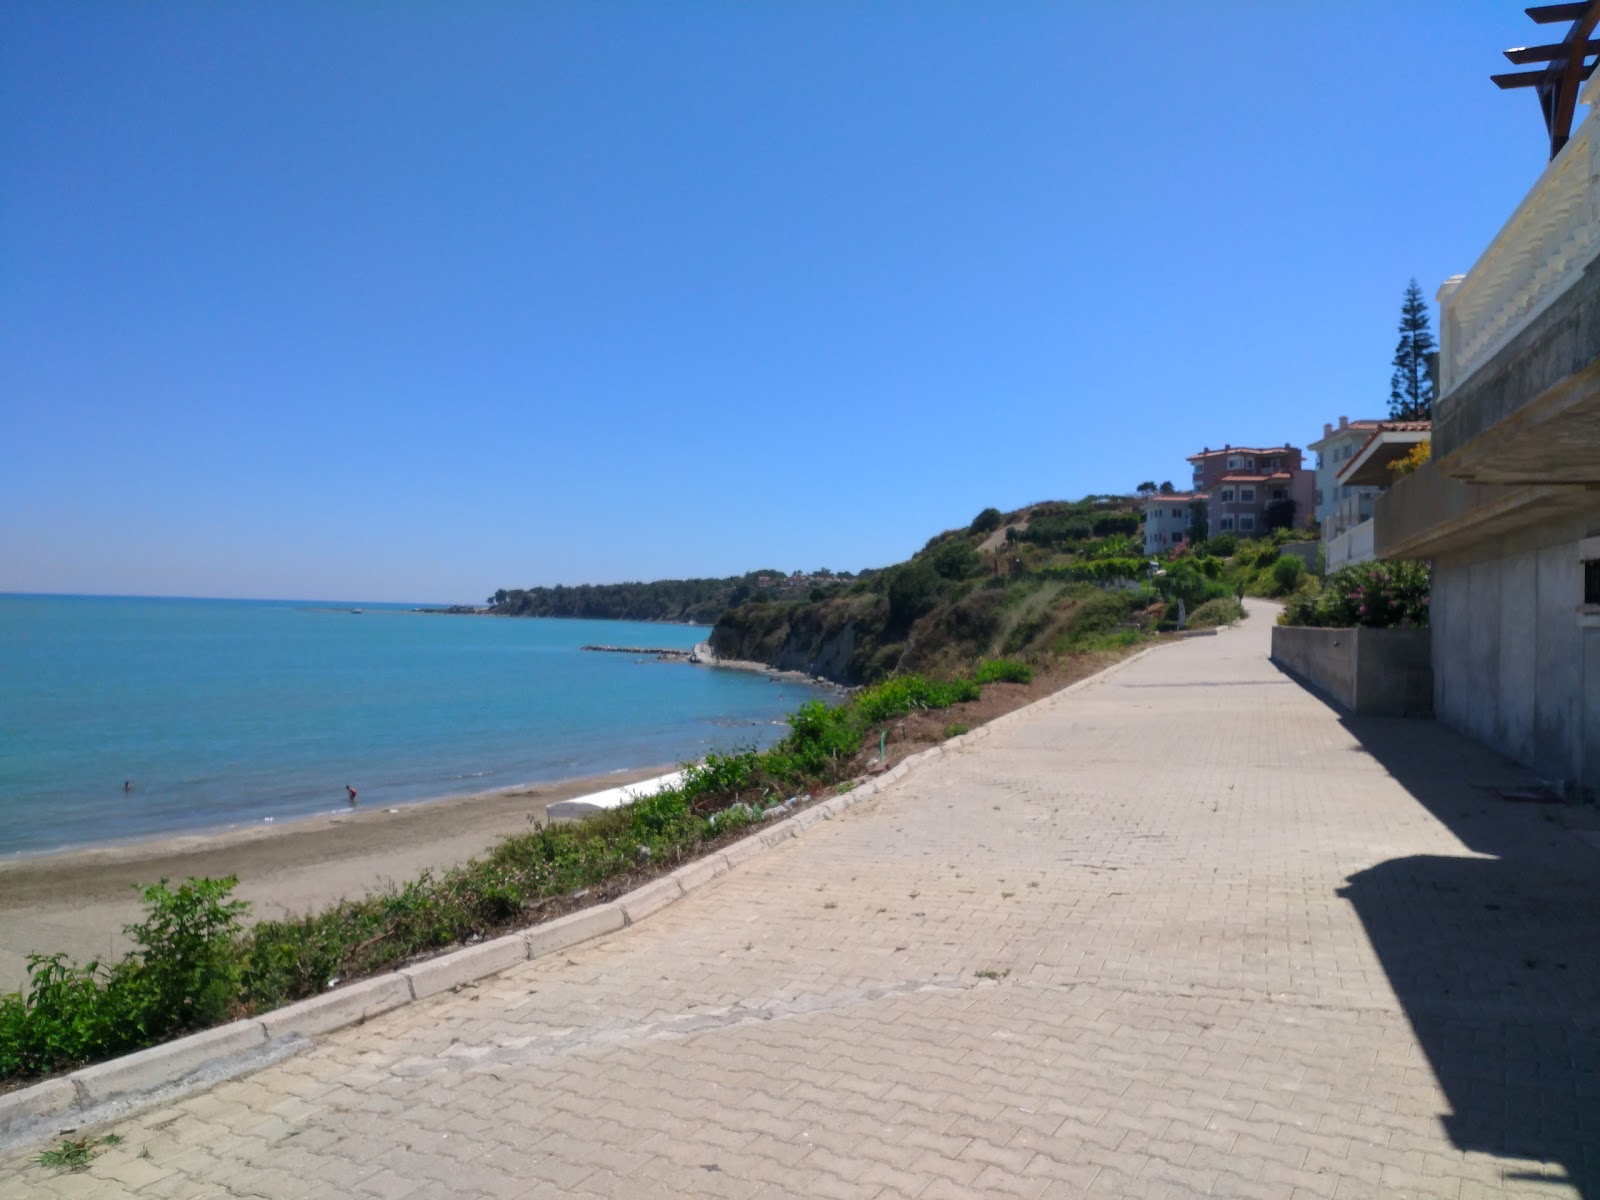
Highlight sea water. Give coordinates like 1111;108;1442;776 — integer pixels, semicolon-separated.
0;595;827;856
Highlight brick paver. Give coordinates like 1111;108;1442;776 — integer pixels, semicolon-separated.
6;601;1597;1198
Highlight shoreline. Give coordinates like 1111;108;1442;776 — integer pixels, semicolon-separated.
0;763;673;992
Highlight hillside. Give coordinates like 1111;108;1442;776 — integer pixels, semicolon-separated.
709;497;1185;684
483;570;850;625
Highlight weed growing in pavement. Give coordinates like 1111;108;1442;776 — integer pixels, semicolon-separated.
37;1135;121;1172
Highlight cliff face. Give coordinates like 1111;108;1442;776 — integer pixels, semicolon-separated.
709;595;889;685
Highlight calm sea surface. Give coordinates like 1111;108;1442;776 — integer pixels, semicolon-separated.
0;595;826;856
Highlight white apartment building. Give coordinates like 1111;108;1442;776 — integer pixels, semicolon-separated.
1142;493;1204;555
1307;417;1385;528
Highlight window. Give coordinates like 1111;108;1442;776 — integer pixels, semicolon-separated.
1240;488;1255;502
1586;560;1600;606
1272;488;1286;501
1314;488;1323;506
1268;458;1280;471
1220;488;1234;503
1316;453;1324;469
1239;515;1256;531
1172;508;1183;519
1227;456;1241;469
1246;457;1255;470
1220;517;1235;531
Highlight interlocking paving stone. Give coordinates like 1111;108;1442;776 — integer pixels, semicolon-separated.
6;599;1596;1198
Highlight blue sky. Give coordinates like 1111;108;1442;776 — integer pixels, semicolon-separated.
1;3;1558;603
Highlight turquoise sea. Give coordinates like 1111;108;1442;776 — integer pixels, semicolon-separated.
0;595;826;857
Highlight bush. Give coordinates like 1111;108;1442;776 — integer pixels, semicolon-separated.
1281;560;1430;629
1207;532;1238;557
854;675;979;724
124;876;250;1034
970;507;1003;535
974;658;1033;684
929;539;981;581
885;562;945;632
1185;597;1245;629
1271;555;1305;594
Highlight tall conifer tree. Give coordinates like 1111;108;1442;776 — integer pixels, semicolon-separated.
1389;279;1437;419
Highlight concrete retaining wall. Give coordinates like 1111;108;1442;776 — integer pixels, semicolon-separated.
1430;518;1600;795
1271;625;1433;717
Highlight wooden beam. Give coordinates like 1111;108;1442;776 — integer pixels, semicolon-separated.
1527;3;1593;23
1504;38;1600;62
1492;61;1596;88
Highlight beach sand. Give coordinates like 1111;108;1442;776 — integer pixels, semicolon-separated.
0;765;670;992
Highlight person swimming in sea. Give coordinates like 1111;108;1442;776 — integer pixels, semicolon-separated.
346;784;358;806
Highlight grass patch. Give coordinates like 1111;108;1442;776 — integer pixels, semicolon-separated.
943;723;970;739
974;658;1033;685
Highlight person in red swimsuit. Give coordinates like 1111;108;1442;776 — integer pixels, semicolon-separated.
346;784;358;806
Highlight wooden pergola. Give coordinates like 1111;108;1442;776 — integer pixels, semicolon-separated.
1491;2;1600;158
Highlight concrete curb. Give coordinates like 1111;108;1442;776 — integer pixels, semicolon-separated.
0;644;1156;1149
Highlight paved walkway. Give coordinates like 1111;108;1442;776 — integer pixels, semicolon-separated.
8;603;1598;1199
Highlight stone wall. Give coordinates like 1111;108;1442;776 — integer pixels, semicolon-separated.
1270;625;1433;717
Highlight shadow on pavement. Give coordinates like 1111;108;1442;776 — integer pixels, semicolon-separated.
1329;712;1600;1197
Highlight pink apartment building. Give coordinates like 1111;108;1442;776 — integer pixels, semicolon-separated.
1187;444;1315;538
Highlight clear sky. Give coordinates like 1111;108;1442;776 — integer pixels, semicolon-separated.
1;2;1559;603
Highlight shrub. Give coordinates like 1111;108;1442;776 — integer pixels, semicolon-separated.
1207;532;1238;557
1185;597;1245;629
885;562;945;632
1281;560;1430;628
970;507;1003;535
930;539;981;581
975;658;1033;684
1068;590;1137;640
123;876;250;1034
1091;512;1140;538
854;675;979;724
1271;554;1305;594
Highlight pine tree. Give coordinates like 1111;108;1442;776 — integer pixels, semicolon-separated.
1389;279;1437;419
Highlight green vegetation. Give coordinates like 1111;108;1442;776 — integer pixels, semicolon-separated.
942;723;970;739
0;670;1000;1085
485;569;850;624
1;878;247;1080
974;658;1033;685
969;507;1003;535
709;496;1176;683
37;1135;121;1173
1282;560;1430;628
1390;277;1437;420
1184;597;1246;629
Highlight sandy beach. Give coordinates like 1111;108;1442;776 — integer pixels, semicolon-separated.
0;765;670;993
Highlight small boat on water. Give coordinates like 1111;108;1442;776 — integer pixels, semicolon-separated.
350;608;364;614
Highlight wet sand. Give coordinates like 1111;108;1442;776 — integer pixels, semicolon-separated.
0;765;670;992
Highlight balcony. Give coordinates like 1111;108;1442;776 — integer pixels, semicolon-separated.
1430;73;1600;487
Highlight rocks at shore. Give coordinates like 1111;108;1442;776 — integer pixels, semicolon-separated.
580;644;692;659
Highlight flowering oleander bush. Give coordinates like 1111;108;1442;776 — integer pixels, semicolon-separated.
1282;560;1430;629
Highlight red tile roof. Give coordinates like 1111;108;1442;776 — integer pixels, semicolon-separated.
1186;446;1299;461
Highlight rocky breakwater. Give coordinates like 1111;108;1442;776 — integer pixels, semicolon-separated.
579;644;691;660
